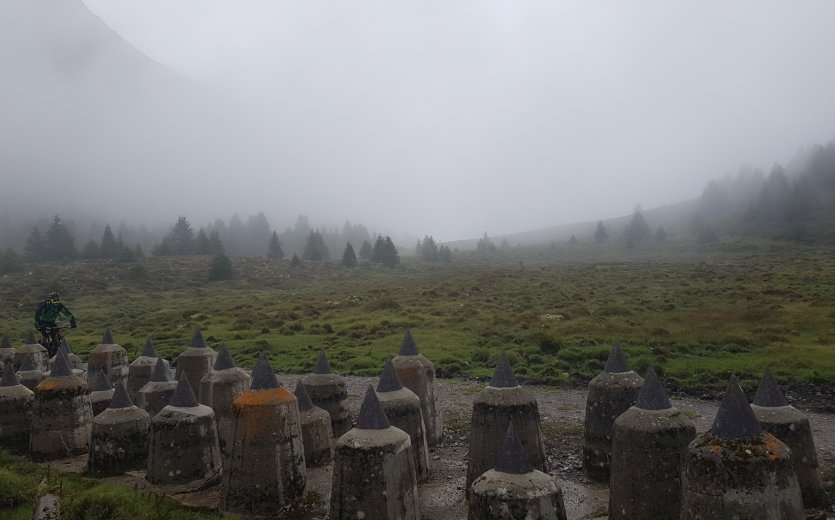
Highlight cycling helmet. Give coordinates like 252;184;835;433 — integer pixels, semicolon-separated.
48;291;61;304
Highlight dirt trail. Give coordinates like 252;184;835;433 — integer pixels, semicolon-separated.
48;375;835;519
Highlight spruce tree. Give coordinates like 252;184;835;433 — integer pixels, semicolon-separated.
0;248;24;274
195;229;211;255
25;226;46;261
290;253;301;268
342;242;357;267
43;216;77;261
626;211;651;243
359;240;373;260
208;254;233;280
167;216;195;255
594;221;608;242
303;230;329;261
100;225;119;258
267;231;285;260
208;230;225;255
655;226;667;242
81;239;100;259
420;235;439;262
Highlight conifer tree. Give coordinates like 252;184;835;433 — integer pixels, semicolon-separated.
290;253;301;268
303;230;330;261
25;226;46;261
208;254;233;280
99;225;119;258
359;240;373;260
594;221;608;242
195;229;211;255
342;242;357;267
43;216;77;261
267;231;285;260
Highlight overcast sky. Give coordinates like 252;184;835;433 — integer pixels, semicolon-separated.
5;1;835;240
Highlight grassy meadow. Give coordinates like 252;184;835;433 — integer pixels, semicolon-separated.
2;243;834;394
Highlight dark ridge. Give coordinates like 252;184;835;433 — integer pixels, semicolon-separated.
490;351;519;388
495;423;533;474
190;327;207;348
399;330;420;356
753;369;790;407
141;338;157;358
356;384;390;429
101;330;115;345
1;363;20;387
0;336;10;348
294;380;314;411
377;358;403;393
710;375;762;439
25;331;36;345
313;350;332;374
19;353;36;372
170;372;199;407
213;343;236;370
150;358;170;382
91;369;113;392
250;353;279;390
50;350;73;377
604;341;631;373
635;367;672;410
108;381;133;409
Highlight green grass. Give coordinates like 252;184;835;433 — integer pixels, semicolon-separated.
2;244;835;393
0;451;217;520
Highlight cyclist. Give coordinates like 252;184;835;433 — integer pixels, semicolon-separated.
34;291;77;356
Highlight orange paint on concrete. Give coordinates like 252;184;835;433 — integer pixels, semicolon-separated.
233;387;298;442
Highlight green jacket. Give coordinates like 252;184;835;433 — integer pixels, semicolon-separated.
34;300;75;328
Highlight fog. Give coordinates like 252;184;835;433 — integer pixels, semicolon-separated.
3;0;835;242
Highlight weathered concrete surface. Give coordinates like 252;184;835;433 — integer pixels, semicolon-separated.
751;368;824;508
470;423;567;520
175;328;216;400
0;363;34;453
221;378;306;513
88;383;150;476
87;330;129;385
377;360;431;482
14;333;49;372
295;381;333;468
583;367;643;480
392;330;443;447
752;404;823;508
330;386;420;520
467;355;547;496
609;408;695;519
302;354;353;437
470;470;566;519
51;340;85;372
0;336;14;369
137;358;178;418
199;346;250;455
680;432;803;520
146;375;221;487
89;369;115;416
127;338;170;403
29;354;93;461
16;353;45;391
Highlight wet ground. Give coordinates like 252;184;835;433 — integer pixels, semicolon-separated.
47;375;835;519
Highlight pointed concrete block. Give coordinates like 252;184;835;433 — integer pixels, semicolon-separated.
680;376;803;520
466;353;547;496
609;367;696;520
0;363;34;453
469;424;567;520
128;338;170;403
89;382;150;476
87;330;129;385
51;339;84;372
15;333;49;372
751;369;824;507
377;359;431;481
0;336;15;370
199;343;250;455
147;373;221;487
174;327;216;401
302;350;352;437
89;369;115;416
330;385;420;520
583;342;644;481
221;355;306;514
392;330;444;446
137;358;177;417
16;353;45;391
295;380;333;467
30;351;93;460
